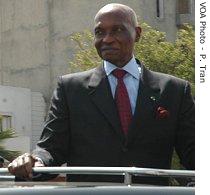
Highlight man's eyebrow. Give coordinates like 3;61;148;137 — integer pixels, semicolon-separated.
94;23;102;29
94;26;102;31
94;23;126;31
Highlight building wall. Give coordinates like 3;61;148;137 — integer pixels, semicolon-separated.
31;92;46;150
0;85;45;153
0;0;52;101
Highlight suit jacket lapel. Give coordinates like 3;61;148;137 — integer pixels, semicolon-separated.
127;64;161;146
88;65;125;142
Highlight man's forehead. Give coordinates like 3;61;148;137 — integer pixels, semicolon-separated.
95;10;130;25
94;16;129;30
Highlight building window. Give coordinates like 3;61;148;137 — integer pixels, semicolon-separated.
177;0;191;14
0;115;12;132
156;0;164;19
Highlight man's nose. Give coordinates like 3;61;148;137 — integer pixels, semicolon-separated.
102;32;115;43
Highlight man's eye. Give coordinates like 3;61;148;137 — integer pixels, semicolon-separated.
95;30;103;36
116;27;123;32
113;27;124;33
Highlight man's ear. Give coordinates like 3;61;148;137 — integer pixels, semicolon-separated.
135;26;142;42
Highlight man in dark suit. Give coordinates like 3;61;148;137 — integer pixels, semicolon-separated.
8;3;194;185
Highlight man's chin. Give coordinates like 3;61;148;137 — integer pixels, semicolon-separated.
103;58;117;65
101;55;119;64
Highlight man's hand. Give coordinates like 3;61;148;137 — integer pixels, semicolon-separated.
8;153;44;180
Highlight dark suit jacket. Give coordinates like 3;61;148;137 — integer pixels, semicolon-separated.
33;61;195;185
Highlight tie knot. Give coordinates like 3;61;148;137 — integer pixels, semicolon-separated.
112;69;127;79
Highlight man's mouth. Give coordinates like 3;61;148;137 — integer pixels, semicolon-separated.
101;47;119;52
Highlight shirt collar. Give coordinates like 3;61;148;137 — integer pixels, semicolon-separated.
103;56;141;80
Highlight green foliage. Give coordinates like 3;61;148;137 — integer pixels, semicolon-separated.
0;129;20;161
135;23;194;94
69;23;195;170
70;30;101;72
0;116;21;161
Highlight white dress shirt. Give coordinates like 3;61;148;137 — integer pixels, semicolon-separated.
104;56;141;115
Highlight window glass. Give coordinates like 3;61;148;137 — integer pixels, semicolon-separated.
156;0;164;19
177;0;190;14
0;117;2;132
0;115;12;131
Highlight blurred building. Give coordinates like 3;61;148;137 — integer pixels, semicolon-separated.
0;0;195;153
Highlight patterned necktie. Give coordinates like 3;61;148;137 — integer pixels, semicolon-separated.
112;69;132;135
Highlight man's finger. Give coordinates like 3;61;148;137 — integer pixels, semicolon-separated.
8;162;15;175
7;153;36;180
24;154;35;179
16;156;28;178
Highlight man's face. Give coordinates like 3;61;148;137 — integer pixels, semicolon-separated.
94;11;140;67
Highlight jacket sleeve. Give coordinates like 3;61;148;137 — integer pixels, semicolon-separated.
175;81;195;170
32;76;70;166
